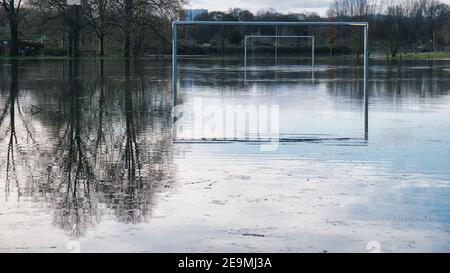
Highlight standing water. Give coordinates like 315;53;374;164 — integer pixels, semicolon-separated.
0;58;449;252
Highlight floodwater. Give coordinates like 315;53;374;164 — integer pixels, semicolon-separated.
0;57;449;253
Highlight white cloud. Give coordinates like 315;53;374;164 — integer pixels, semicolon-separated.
189;0;334;15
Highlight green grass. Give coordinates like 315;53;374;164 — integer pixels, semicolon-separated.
390;51;450;60
0;55;67;60
2;51;450;61
0;53;126;60
0;54;173;60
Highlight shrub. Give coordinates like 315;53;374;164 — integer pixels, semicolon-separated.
39;46;68;56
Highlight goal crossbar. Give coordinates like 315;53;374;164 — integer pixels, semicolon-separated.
172;21;368;27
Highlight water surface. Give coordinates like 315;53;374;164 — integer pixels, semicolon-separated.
0;58;449;252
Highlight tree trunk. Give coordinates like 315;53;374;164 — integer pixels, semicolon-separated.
68;33;73;58
9;19;19;57
124;32;131;58
124;0;133;58
391;48;397;58
221;28;225;58
133;35;139;58
73;5;81;58
99;34;105;56
432;30;435;52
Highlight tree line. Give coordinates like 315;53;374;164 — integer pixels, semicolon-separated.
1;0;450;57
180;1;450;58
1;0;186;57
328;0;450;56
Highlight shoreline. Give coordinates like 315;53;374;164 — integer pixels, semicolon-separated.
1;51;450;61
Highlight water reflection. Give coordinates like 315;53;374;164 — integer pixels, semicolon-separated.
177;59;371;141
0;58;449;239
0;59;174;236
3;60;21;199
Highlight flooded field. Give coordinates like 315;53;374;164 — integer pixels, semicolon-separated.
0;58;449;252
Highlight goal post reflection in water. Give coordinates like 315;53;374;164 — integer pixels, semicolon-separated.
171;21;370;147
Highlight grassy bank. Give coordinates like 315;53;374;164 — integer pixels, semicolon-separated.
0;55;172;60
0;55;68;60
2;51;450;61
388;51;450;60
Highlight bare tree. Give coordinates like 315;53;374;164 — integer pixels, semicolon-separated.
326;27;338;56
383;0;404;57
83;0;112;55
1;0;30;56
422;0;449;51
28;0;78;56
441;17;450;51
328;0;382;18
328;0;383;57
109;0;186;58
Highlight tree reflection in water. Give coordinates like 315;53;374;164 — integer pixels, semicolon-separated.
1;60;39;201
1;58;450;239
49;60;97;236
0;59;174;237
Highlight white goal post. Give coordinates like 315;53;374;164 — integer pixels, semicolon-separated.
172;21;369;106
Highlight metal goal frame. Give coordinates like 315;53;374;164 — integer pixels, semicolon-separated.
172;21;369;140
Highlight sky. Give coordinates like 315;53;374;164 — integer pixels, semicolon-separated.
189;0;450;17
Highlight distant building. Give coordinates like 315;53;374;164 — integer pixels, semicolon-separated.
183;9;208;21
